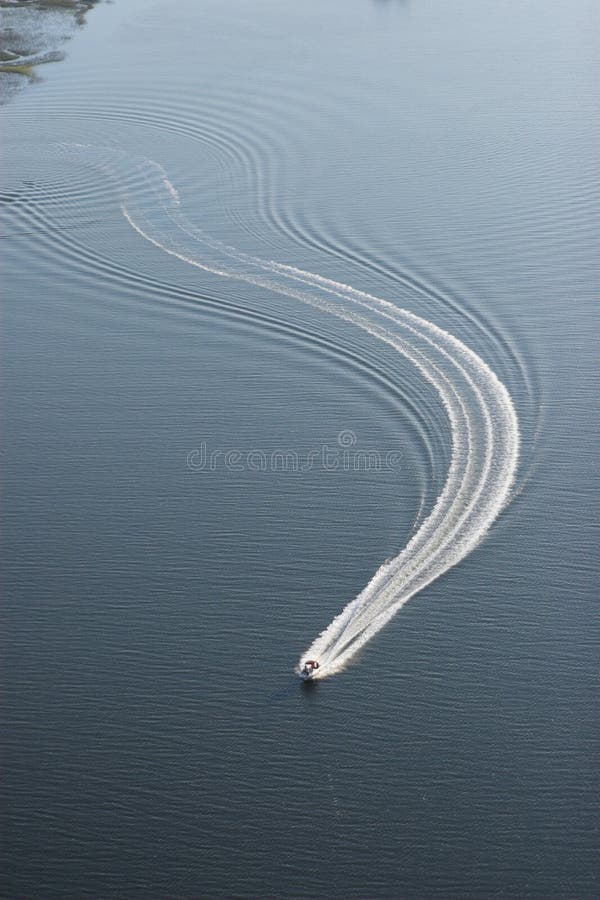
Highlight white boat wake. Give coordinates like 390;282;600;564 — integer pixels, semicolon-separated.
113;153;519;680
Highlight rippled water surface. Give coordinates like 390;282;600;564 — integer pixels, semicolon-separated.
2;1;598;897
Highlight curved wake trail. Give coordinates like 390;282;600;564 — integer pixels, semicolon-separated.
115;154;519;680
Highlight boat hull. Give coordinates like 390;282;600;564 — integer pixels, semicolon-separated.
300;660;320;680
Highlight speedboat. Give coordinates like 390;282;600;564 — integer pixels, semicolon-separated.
300;659;320;680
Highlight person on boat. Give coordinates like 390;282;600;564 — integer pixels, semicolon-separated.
302;659;319;677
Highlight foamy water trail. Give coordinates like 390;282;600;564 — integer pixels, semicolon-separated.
114;154;519;679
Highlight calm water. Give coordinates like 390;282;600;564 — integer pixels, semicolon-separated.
2;1;598;897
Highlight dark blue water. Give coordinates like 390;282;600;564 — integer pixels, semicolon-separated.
2;1;598;897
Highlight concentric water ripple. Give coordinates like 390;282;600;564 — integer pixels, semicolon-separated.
0;140;526;675
25;146;518;678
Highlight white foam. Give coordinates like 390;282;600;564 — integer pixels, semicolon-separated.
120;157;520;680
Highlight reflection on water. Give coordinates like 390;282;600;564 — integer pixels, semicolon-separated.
0;0;99;103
